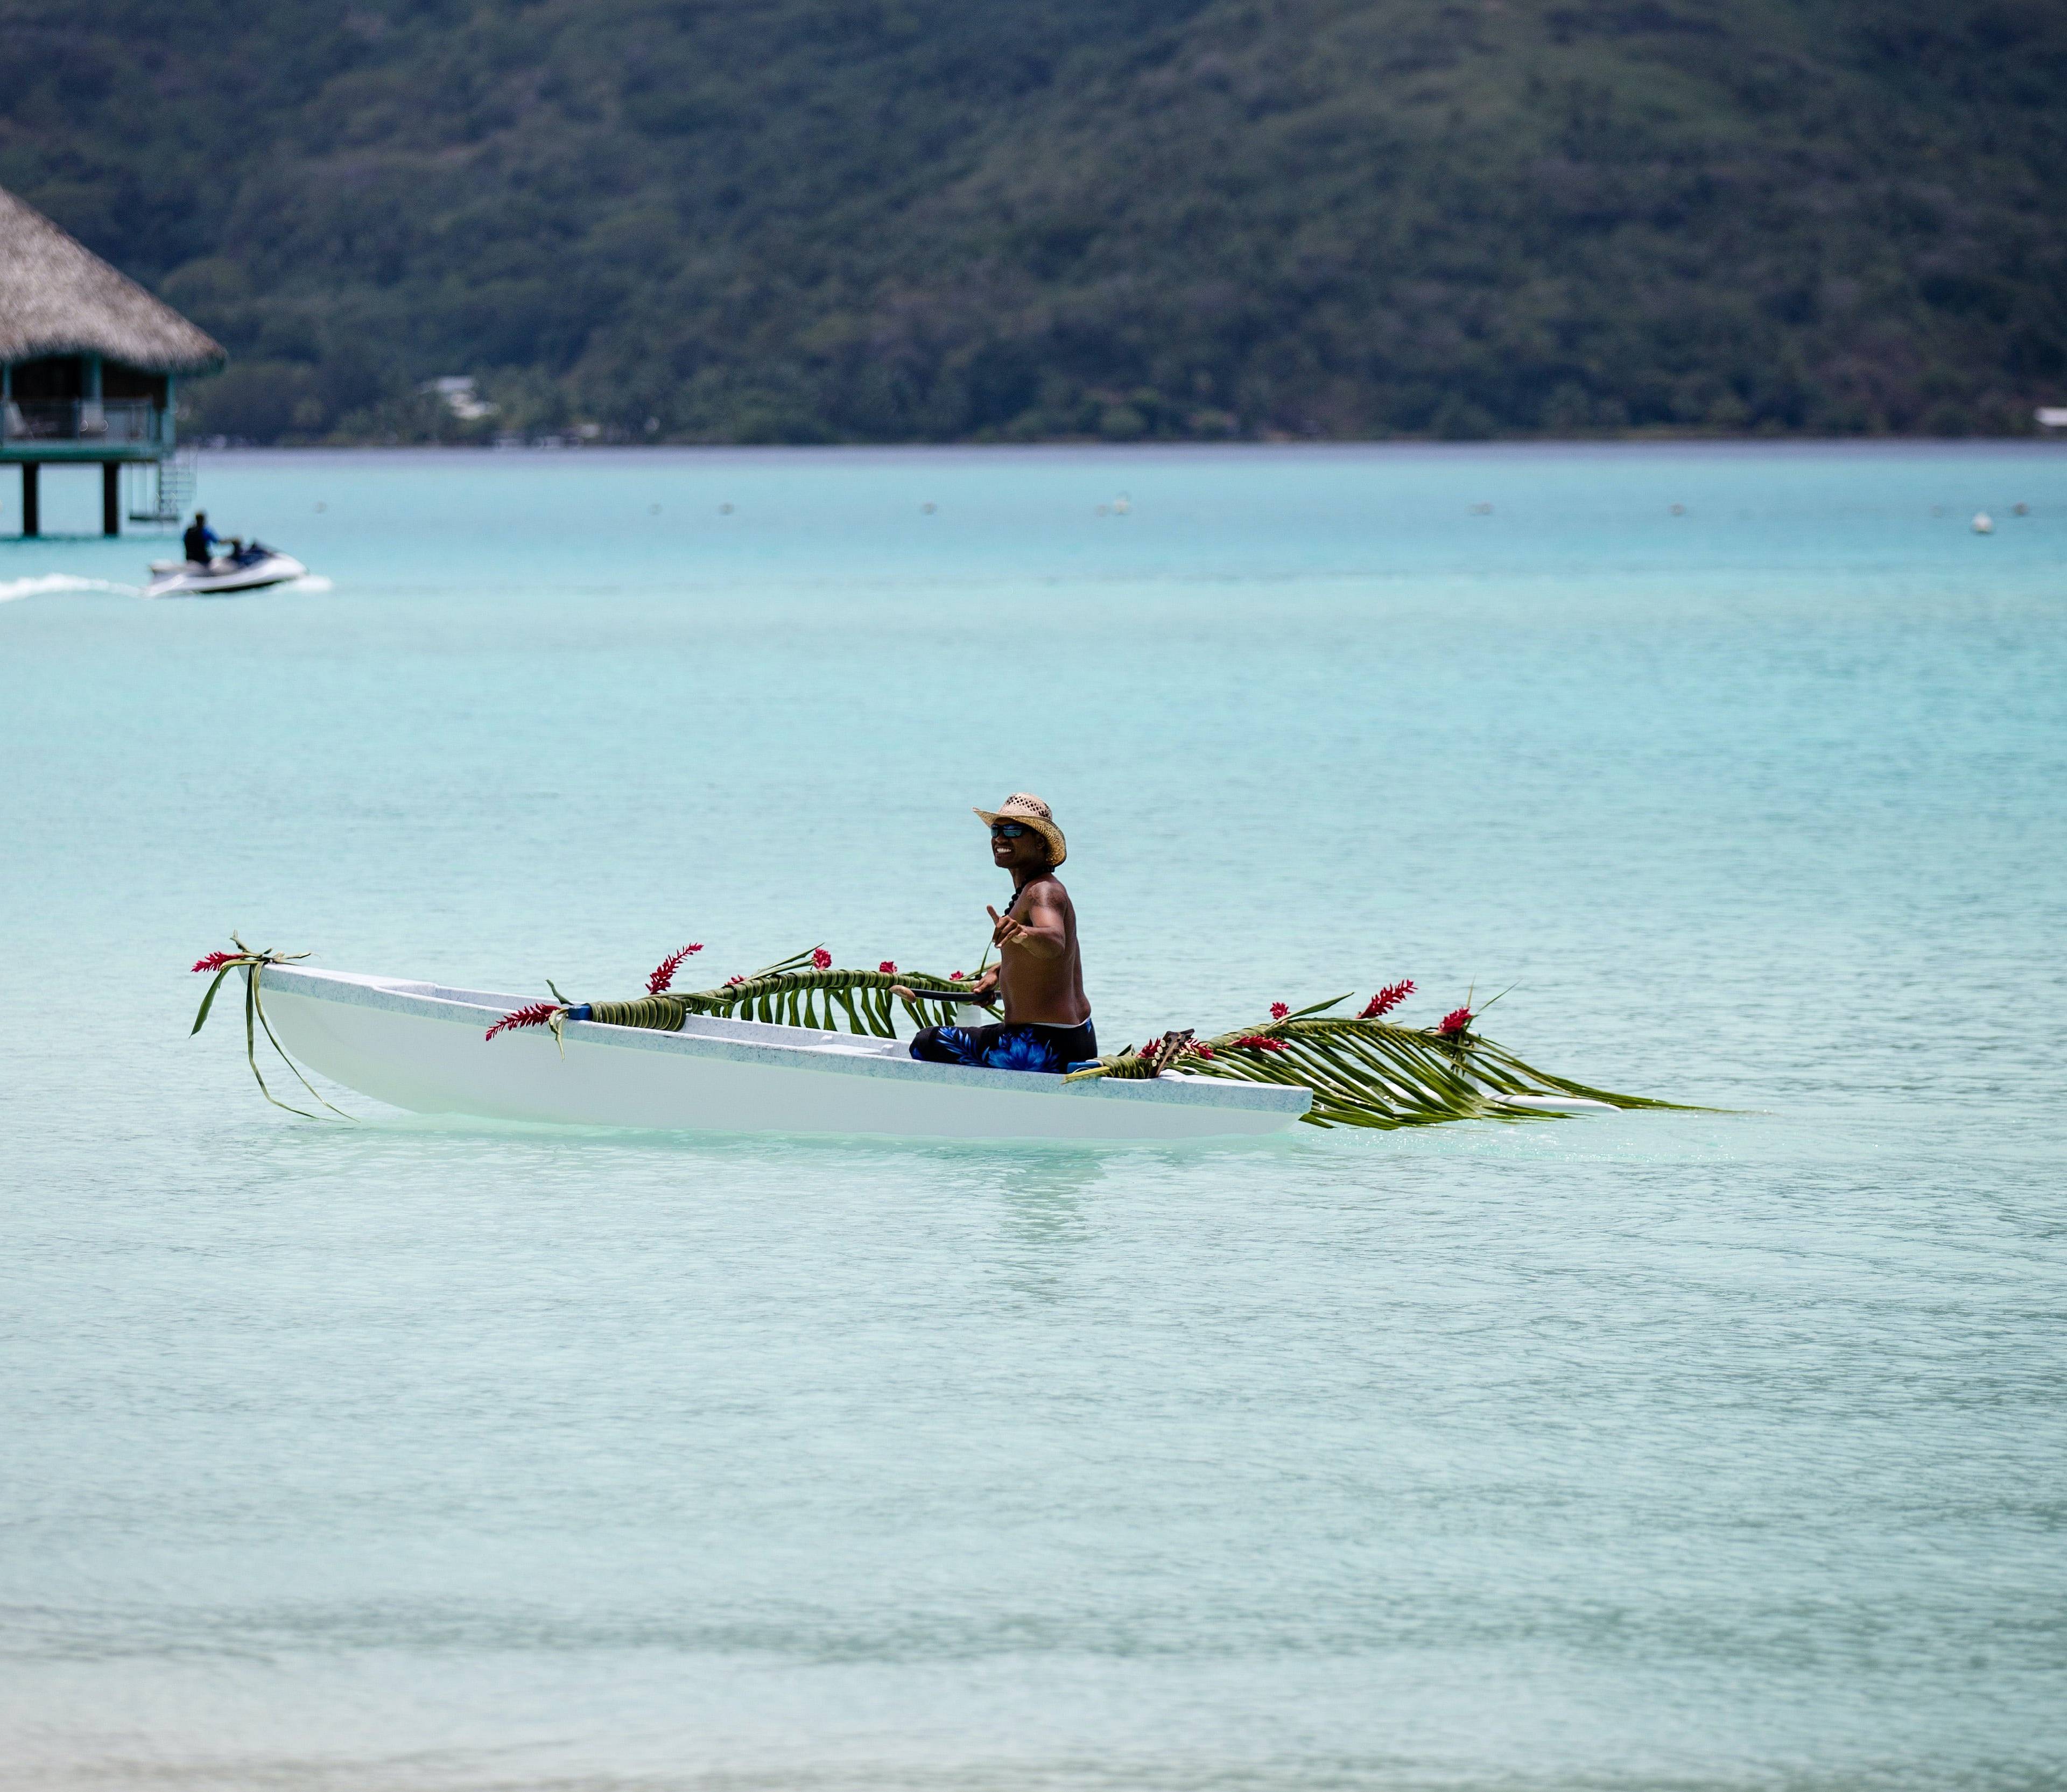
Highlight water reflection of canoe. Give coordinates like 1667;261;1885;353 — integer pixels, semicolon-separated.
249;965;1311;1141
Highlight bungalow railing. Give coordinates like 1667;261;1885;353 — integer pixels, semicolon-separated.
2;399;166;446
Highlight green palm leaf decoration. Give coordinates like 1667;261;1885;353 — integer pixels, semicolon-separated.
1066;996;1690;1129
581;947;988;1037
498;949;1690;1131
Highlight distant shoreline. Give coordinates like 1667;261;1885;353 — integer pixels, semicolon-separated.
168;436;2066;459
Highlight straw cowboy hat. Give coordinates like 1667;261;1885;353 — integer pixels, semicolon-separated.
973;793;1066;867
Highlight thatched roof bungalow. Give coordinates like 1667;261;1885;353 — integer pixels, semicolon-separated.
1;183;224;534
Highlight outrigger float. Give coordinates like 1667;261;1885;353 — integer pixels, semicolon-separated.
189;941;1684;1144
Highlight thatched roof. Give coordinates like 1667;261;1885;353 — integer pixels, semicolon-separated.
0;185;224;373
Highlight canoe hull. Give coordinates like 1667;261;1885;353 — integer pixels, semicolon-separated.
248;966;1310;1142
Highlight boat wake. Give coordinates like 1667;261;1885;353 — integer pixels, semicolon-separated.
0;573;143;603
287;575;334;592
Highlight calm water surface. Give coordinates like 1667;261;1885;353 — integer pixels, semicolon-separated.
3;445;2064;1790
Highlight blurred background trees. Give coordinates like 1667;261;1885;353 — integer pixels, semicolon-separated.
4;0;2061;442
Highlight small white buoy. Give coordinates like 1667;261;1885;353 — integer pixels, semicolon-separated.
1972;511;1994;534
1112;492;1131;515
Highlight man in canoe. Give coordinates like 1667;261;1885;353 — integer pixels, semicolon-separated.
896;793;1096;1074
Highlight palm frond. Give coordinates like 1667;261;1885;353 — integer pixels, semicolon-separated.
188;937;355;1120
1066;1008;1692;1130
583;955;983;1037
514;951;1693;1131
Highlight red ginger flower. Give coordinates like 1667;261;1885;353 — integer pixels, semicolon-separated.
646;943;703;995
724;975;746;987
950;970;965;981
1269;1001;1290;1020
811;947;832;970
191;950;242;974
1188;1042;1216;1060
486;1001;563;1042
878;960;897;974
1438;1006;1473;1036
1361;979;1415;1020
1236;1034;1289;1052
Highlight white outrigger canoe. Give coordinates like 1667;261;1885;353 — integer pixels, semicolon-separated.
250;964;1312;1142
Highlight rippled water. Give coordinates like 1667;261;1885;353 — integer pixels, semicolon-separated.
4;444;2064;1789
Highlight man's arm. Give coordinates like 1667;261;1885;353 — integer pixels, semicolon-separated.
988;891;1066;959
890;968;1000;1006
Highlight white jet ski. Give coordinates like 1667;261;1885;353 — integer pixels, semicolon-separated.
145;541;307;598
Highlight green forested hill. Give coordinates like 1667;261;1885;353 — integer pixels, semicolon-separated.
4;0;2063;442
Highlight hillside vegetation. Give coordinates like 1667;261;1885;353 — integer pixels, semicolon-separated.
3;0;2063;442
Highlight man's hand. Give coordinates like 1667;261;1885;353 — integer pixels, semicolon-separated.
988;901;1064;958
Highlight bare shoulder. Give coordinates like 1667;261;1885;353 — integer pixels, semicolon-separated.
1012;872;1071;920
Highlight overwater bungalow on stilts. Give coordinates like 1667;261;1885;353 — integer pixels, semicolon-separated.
0;185;224;537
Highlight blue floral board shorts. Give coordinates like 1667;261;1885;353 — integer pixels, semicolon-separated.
909;1019;1099;1074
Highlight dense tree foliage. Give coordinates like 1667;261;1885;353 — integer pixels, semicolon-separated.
4;0;2063;441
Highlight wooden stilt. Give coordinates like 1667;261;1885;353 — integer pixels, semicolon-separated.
21;462;39;537
102;462;120;535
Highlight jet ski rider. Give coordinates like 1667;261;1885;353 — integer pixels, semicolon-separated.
182;512;244;567
893;793;1097;1074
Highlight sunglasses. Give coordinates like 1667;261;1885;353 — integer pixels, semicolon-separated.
990;822;1030;839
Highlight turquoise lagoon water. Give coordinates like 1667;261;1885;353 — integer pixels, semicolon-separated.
3;443;2064;1790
